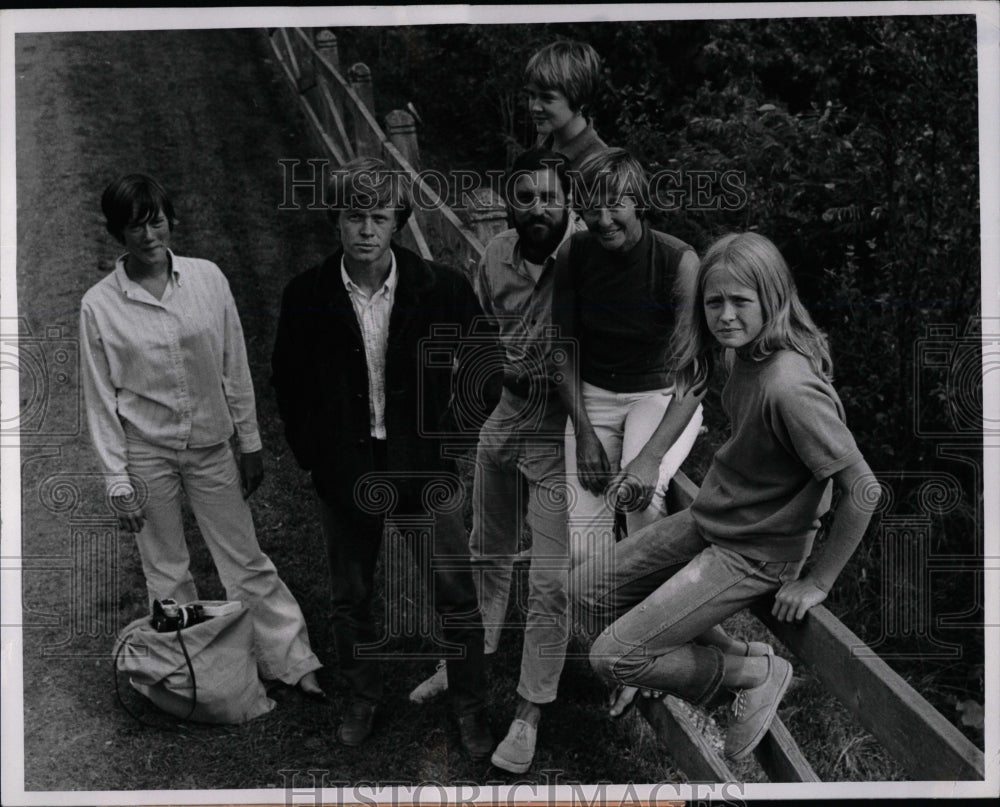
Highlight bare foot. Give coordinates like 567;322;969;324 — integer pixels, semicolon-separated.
608;685;638;718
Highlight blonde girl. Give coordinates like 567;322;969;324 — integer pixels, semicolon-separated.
580;232;879;760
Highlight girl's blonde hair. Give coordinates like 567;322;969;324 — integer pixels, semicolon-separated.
672;232;833;397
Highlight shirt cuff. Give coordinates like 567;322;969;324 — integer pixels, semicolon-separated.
105;474;135;500
237;429;263;454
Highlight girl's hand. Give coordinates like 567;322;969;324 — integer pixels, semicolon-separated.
576;429;611;495
608;452;661;513
772;578;827;622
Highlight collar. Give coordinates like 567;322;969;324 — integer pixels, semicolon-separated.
340;250;398;299
114;249;179;298
541;122;603;165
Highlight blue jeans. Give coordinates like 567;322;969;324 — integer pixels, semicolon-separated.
580;509;803;705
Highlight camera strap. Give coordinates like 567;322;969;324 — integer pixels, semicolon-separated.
113;623;199;728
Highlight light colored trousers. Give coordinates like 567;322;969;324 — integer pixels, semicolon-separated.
126;436;321;684
565;381;704;566
565;382;703;637
469;390;569;704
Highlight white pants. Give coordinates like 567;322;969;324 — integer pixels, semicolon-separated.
565;382;703;569
126;437;321;684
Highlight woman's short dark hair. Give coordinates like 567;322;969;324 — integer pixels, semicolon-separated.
326;156;413;230
101;174;176;244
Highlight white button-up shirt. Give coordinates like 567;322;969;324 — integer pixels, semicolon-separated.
80;251;262;495
341;253;397;439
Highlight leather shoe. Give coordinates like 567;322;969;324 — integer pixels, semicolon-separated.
456;709;493;760
337;699;377;747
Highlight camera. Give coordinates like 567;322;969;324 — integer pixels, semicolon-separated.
913;319;998;439
151;599;208;632
0;318;81;444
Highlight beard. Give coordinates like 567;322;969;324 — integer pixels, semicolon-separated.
515;211;568;261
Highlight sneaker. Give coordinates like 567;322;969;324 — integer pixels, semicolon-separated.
724;655;792;761
409;659;448;703
491;718;537;773
456;709;493;760
740;640;774;657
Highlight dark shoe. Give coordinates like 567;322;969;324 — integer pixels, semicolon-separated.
299;684;330;704
337;699;377;747
296;671;330;703
456;709;493;760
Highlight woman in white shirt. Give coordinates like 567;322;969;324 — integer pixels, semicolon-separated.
80;174;324;699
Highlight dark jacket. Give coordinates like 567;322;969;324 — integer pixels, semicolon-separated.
271;244;500;505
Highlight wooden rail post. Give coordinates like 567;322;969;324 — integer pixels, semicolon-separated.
313;29;339;147
466;187;509;248
347;62;381;158
385;109;420;171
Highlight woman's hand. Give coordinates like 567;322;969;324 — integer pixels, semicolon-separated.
772;578;828;622
576;428;611;495
240;450;264;499
607;451;661;513
111;494;146;533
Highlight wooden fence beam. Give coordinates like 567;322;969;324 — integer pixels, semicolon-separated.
466;187;509;248
386;108;420;171
638;696;736;782
347;62;382;157
317;79;356;163
751;600;985;781
313;28;348;158
753;716;821;782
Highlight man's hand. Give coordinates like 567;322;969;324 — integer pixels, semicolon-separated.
239;450;264;499
576;429;611;495
111;494;146;533
607;451;660;513
772;578;828;622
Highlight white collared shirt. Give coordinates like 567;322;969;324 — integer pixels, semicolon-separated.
80;251;261;495
341;252;398;439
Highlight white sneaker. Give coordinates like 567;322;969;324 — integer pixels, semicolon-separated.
491;718;537;773
408;659;448;703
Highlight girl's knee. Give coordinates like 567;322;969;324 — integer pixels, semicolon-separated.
589;630;625;678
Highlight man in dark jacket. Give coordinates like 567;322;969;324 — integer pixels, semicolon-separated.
271;157;496;758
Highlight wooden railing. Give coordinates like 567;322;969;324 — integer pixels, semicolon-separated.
266;27;508;276
644;471;986;782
